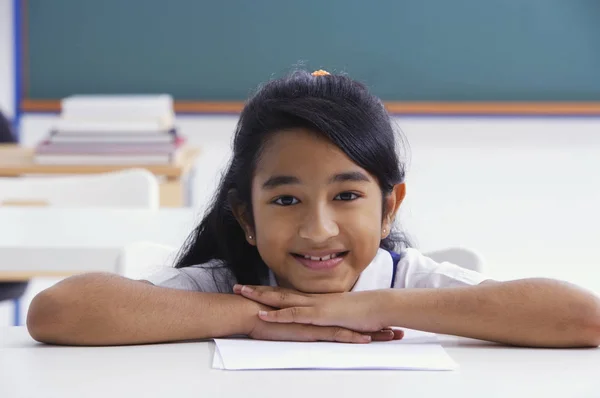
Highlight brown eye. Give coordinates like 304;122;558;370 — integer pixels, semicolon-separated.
273;196;299;206
334;192;359;201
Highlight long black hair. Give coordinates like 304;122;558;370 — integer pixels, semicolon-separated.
175;70;409;286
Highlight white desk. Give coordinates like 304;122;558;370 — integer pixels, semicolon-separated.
1;327;598;398
0;207;200;280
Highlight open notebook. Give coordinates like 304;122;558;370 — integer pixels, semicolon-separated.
213;329;457;370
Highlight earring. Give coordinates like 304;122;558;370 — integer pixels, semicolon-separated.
248;235;253;240
382;228;387;234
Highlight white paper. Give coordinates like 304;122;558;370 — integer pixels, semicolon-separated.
212;329;457;371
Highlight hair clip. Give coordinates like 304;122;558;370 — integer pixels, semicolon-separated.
311;69;330;76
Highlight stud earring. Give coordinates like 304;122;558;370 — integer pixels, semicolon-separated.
248;235;253;240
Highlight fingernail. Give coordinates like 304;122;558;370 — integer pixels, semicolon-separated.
361;335;372;342
241;285;254;294
258;311;268;317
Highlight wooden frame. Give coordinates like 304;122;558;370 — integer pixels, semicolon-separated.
20;99;600;116
0;271;78;282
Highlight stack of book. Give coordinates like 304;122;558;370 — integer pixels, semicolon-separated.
34;95;184;165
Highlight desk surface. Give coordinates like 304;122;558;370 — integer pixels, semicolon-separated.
0;207;199;279
0;144;200;178
1;327;598;398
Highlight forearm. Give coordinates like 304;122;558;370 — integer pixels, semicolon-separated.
382;278;600;347
27;273;256;346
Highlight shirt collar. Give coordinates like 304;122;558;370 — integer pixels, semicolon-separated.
267;248;394;292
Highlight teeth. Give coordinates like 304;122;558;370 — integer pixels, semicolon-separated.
304;253;337;261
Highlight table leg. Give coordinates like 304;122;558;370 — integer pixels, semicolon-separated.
159;180;184;207
185;166;196;207
13;298;20;326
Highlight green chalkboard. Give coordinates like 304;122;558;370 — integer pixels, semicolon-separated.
25;0;600;102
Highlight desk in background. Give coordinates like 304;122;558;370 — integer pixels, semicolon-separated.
0;144;200;207
0;207;198;281
1;327;598;398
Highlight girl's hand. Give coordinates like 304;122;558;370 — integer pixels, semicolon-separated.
245;299;400;343
235;285;403;339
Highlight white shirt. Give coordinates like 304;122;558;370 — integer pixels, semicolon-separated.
145;248;488;292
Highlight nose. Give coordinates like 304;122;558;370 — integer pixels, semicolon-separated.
298;204;339;243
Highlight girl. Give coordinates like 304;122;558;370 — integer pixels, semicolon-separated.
28;70;600;347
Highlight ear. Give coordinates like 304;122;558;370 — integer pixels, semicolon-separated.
228;190;256;246
382;183;406;238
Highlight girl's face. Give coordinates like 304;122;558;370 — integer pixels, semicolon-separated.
239;129;404;293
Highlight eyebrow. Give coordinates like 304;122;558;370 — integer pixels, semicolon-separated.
261;171;371;190
262;175;301;189
329;171;371;184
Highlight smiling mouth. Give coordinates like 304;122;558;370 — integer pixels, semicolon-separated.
291;251;349;270
291;251;349;261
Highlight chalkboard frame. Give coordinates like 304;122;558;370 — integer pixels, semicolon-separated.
16;0;600;116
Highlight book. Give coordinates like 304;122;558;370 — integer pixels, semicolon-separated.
35;135;185;153
34;134;185;165
49;132;176;144
33;153;180;165
52;118;175;134
60;94;174;120
36;136;184;154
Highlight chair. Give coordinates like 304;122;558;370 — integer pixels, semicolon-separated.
117;241;179;280
424;247;485;273
0;168;160;208
0;282;28;302
0;111;16;143
1;168;160;326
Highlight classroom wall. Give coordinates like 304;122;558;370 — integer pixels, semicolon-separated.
0;0;16;323
0;0;14;117
16;114;600;293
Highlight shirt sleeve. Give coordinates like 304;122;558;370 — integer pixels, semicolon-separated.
143;260;236;293
394;248;489;289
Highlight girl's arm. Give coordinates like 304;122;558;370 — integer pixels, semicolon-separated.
235;279;600;348
27;273;394;346
27;273;258;345
379;279;600;347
